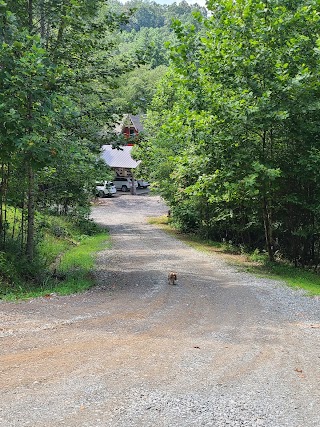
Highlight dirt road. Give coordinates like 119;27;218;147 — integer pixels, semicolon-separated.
0;194;319;427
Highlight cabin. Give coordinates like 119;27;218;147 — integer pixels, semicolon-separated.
100;114;144;180
114;114;144;144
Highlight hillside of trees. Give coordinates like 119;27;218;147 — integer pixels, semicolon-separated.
110;0;207;113
135;0;320;268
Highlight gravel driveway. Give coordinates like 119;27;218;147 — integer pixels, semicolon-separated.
0;194;319;427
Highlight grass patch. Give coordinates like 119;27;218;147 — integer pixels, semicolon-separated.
148;216;320;296
56;232;110;295
244;262;320;296
0;209;110;301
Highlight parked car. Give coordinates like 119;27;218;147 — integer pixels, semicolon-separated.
137;179;150;189
96;181;117;197
113;177;138;192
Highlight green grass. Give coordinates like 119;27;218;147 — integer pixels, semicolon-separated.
38;233;71;265
148;215;320;296
244;262;320;296
0;208;111;301
2;232;110;301
56;232;110;294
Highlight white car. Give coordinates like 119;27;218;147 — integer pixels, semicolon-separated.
96;181;117;197
113;177;138;192
137;179;150;189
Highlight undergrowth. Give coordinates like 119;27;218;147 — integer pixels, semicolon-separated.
0;208;110;301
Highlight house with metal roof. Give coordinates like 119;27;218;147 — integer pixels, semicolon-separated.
99;115;145;190
101;144;140;171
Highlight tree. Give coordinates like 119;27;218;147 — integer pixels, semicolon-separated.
140;0;320;265
0;0;130;262
111;64;168;113
109;0;208;111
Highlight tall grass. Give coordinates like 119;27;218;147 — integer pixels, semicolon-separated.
55;233;110;296
0;208;110;300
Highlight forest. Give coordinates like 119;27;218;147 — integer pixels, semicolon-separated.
0;0;320;294
0;0;205;292
136;0;320;268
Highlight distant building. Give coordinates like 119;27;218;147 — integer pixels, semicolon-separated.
114;114;144;144
101;144;140;177
100;114;144;178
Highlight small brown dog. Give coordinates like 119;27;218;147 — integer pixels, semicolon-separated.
168;272;177;285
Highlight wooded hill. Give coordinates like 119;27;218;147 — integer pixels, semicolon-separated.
110;0;207;113
135;0;320;268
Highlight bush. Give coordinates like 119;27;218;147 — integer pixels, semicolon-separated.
0;251;16;286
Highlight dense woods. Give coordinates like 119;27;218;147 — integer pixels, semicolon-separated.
110;0;207;113
136;0;320;268
1;0;320;292
0;0;205;288
0;0;130;283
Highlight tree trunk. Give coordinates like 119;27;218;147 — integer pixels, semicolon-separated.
28;0;33;31
40;0;46;39
0;162;9;249
25;14;35;263
131;170;137;195
56;2;68;47
26;0;35;261
0;162;4;247
262;197;274;262
26;162;35;261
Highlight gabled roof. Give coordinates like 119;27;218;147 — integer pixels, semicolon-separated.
114;114;144;134
130;115;144;133
101;144;140;169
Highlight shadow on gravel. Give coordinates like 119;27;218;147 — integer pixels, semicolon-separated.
94;269;167;293
94;267;227;296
